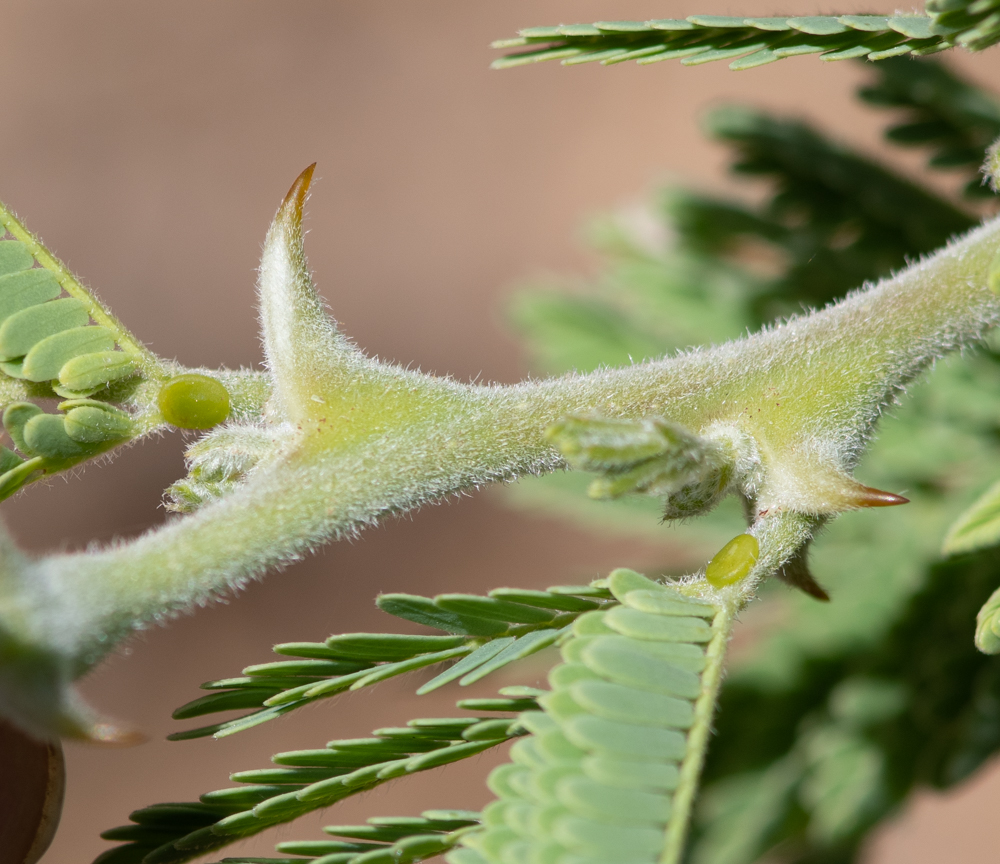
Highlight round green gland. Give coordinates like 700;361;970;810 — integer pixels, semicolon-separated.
157;374;231;429
705;533;759;588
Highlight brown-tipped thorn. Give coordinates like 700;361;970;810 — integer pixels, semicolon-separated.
776;545;830;602
849;484;909;508
280;163;317;223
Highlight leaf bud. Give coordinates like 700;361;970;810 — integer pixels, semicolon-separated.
546;414;734;514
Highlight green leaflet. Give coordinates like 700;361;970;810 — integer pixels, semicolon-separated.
171;688;283;721
488;587;600;611
417;639;514;693
433;594;559;624
462;719;517;741
0;296;90;359
324;633;468;660
568;680;695;728
59;350;137;393
451;574;733;864
603;606;714;643
244;658;370;677
271;641;353;659
558;775;670;826
583;756;680;791
0;268;61;322
456;628;563;685
62;403;134;443
0;239;35;275
346;648;472;690
375;594;511;636
22;325;115;380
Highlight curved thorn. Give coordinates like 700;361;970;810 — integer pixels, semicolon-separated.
775;544;829;601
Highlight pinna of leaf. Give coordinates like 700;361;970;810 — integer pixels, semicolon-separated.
490;7;1000;72
163;581;604;742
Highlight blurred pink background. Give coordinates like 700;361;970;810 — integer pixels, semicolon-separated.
0;2;998;861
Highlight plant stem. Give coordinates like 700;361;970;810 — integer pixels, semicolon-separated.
16;216;1000;667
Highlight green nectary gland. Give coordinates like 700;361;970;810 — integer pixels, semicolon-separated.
705;534;760;588
158;373;232;430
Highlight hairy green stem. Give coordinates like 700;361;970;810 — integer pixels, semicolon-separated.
1;170;998;739
21;217;1000;666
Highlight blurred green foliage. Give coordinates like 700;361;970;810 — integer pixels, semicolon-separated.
508;56;1000;862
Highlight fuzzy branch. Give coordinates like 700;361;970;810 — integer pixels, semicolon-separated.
1;168;999;739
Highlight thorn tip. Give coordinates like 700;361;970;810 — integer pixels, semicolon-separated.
280;163;317;224
851;484;909;508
